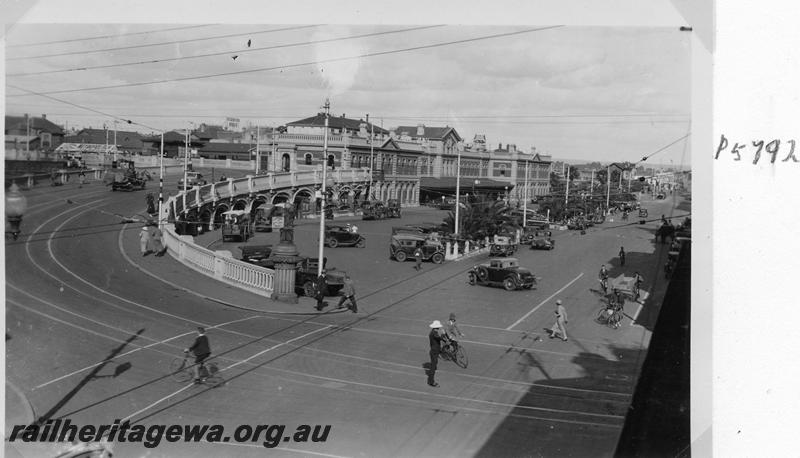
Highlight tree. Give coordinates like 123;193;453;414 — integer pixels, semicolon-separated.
568;165;580;181
442;199;520;240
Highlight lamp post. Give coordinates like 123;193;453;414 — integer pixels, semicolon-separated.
317;99;332;278
255;125;261;174
605;164;611;214
6;183;28;240
454;148;462;236
523;160;529;227
158;133;164;227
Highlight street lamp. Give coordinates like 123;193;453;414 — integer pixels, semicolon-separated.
6;183;28;240
317;99;332;278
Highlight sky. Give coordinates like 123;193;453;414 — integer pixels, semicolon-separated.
3;1;693;167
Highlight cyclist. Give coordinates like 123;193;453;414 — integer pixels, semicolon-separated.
442;313;465;354
598;265;609;293
184;327;211;383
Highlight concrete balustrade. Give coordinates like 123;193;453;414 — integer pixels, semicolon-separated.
160;169;371;296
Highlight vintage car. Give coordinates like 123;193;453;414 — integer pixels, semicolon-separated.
108;172;147;191
325;225;366;248
295;257;346;297
489;234;518;257
467;257;537;291
239;244;274;268
221;210;252;242
237;249;346;297
361;201;387;220
177;171;207;190
638;208;649;218
529;230;555;250
386;199;402;218
390;233;445;264
655;193;666;199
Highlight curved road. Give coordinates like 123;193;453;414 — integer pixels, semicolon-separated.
6;174;688;457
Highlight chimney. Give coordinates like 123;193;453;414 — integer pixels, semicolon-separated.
41;114;47;119
498;143;503;150
509;144;516;154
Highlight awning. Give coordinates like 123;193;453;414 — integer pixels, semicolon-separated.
419;177;514;192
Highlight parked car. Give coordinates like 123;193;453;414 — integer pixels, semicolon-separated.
237;250;346;297
239;244;273;268
390;233;445;264
177;171;207;190
386;199;402;218
221;210;252;242
489;234;518;257
325;225;366;248
656;193;666;199
529;230;555;250
467;257;537;291
361;201;387;220
295;257;346;297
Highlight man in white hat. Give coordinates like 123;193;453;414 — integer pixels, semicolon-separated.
549;300;569;341
428;320;444;387
139;226;151;256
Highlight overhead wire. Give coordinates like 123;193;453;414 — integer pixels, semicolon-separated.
6;24;215;48
7;24;320;61
7;25;446;77
7;25;564;97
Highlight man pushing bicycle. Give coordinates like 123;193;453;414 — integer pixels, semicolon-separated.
184;327;211;383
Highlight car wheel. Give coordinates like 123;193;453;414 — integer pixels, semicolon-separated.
302;281;316;297
431;252;444;264
327;238;338;248
503;277;517;291
477;266;489;282
356;238;365;248
468;272;476;285
395;251;407;262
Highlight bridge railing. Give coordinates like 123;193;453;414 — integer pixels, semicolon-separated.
161;223;275;297
160;168;371;297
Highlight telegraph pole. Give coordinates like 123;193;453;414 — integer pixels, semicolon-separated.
317;99;331;278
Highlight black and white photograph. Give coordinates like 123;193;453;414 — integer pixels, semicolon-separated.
9;0;789;456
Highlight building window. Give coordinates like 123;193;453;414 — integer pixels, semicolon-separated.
305;153;312;165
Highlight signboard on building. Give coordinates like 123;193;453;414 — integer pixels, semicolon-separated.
225;117;240;131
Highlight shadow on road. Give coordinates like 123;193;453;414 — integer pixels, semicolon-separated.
475;344;646;458
34;328;145;426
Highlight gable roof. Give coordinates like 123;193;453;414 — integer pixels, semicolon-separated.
66;128;146;149
287;113;389;135
378;138;425;152
394;125;462;142
196;142;253;153
5;115;65;134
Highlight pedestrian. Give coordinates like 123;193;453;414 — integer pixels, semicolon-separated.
139;226;152;256
619;246;626;266
78;170;86;188
314;274;329;311
633;271;644;301
427;320;444;387
414;245;423;271
151;225;167;256
549;300;569;341
337;275;358;313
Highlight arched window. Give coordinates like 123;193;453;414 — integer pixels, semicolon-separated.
305;153;312;165
282;153;291;172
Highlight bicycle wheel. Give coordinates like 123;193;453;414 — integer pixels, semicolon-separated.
596;308;610;324
453;345;468;369
608;310;623;329
170;357;192;382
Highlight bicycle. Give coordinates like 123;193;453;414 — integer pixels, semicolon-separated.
598;277;609;294
440;340;468;368
170;354;224;387
596;303;624;329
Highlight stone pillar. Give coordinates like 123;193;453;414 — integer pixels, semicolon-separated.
269;227;301;303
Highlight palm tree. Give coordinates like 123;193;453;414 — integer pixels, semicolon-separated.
442;198;520;240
